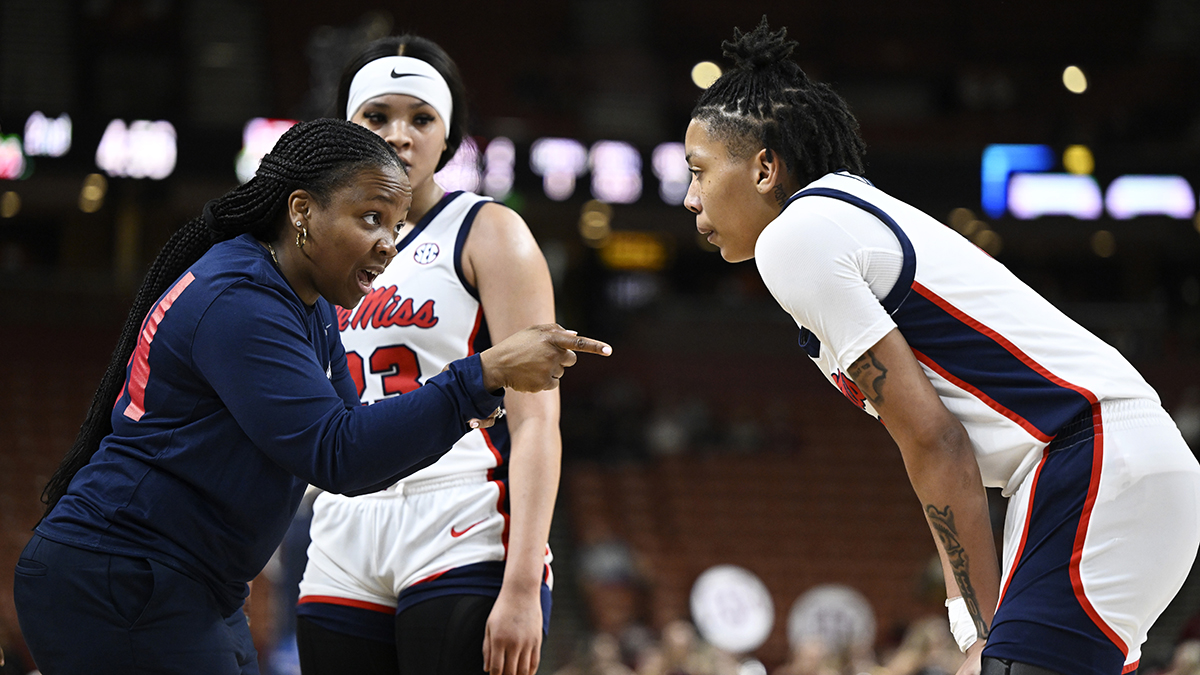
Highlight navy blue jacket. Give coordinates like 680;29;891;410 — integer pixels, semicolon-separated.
38;233;503;615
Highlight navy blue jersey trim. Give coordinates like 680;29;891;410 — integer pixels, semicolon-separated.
798;327;821;359
895;289;1091;438
398;191;465;253
453;199;493;301
787;187;916;314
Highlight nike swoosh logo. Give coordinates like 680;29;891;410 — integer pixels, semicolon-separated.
450;518;487;537
391;70;430;79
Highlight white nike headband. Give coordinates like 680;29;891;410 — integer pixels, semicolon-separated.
345;55;453;139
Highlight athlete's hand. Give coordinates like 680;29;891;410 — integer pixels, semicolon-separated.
479;324;611;393
483;586;543;675
955;640;984;675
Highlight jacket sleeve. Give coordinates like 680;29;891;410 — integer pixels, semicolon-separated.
192;281;503;494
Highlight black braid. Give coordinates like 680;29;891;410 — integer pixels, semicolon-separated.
691;16;867;186
40;118;401;519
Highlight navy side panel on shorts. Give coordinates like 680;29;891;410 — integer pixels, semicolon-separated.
398;561;553;634
295;599;395;644
984;409;1127;675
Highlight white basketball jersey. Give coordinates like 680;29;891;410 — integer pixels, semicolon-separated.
336;191;503;482
756;173;1160;495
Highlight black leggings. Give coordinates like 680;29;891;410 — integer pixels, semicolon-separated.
980;657;1072;675
296;594;496;675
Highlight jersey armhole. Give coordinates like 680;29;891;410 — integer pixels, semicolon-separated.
788;186;917;314
453;199;497;301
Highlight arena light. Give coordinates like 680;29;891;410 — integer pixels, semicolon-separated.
235;118;297;183
1105;175;1195;220
1008;173;1102;219
1062;65;1088;94
24;112;72;157
1063;145;1093;175
579;200;612;248
0;191;20;218
96;119;178;180
589;140;641;204
691;61;722;89
0;135;27;180
981;144;1054;217
599;231;668;271
530;137;587;201
482;136;515;198
652;142;689;205
1091;230;1115;257
79;173;108;213
434;137;481;192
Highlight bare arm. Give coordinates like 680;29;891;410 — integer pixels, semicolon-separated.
845;328;999;655
465;202;561;675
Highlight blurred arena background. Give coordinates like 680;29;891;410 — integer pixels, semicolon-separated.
2;1;1200;673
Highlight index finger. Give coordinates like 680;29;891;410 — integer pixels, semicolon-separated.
548;330;612;356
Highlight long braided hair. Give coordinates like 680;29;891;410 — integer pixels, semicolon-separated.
41;118;401;518
336;34;469;172
692;17;867;186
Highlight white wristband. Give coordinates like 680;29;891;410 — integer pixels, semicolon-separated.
945;596;978;653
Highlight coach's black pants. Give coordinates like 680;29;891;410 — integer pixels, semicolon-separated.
13;534;259;675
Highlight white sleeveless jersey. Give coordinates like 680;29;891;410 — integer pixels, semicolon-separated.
336;191;505;482
755;172;1160;495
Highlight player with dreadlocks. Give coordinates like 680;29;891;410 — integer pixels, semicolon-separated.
14;118;609;675
684;18;1200;675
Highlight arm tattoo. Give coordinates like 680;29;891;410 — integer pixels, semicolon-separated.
847;350;889;405
926;504;991;640
773;185;787;208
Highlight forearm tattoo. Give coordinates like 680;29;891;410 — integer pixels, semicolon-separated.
847;350;889;405
926;504;991;640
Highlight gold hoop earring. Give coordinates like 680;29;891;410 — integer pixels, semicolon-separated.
295;222;307;250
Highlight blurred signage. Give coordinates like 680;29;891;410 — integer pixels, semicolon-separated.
530;137;587;201
0;135;27;180
652;142;689;205
1008;173;1103;219
787;584;876;652
589;140;642;204
235;118;297;183
981;144;1054;218
96;119;177;180
24;112;72;157
983;143;1196;220
690;565;774;654
434;137;481;192
1105;175;1195;219
482;136;515;199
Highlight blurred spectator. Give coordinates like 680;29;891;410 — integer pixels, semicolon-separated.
1160;641;1200;675
636;619;739;675
723;403;764;454
578;533;649;639
645;392;714;457
554;633;637;675
877;617;960;675
773;639;838;675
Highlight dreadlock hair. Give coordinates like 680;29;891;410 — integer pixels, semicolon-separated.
40;118;401;519
691;17;867;187
336;34;469;172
